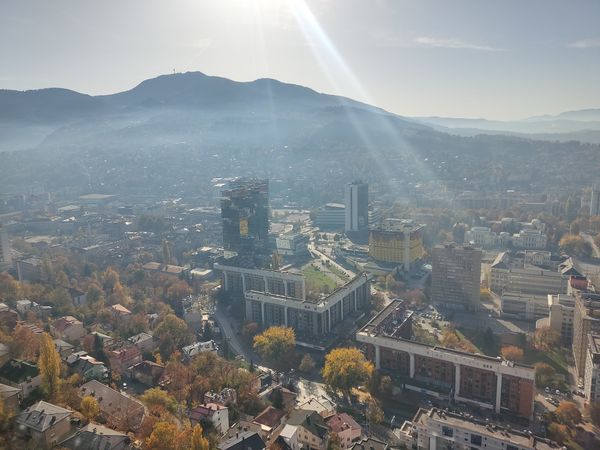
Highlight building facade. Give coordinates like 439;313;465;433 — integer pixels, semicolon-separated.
0;224;10;268
584;334;600;403
221;178;269;257
357;301;535;419
368;219;425;271
345;181;368;233
431;244;482;310
573;292;600;378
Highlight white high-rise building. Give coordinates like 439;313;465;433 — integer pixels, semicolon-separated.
591;187;600;216
0;224;11;267
344;181;368;232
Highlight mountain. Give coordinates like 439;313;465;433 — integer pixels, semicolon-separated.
413;109;600;143
0;72;598;201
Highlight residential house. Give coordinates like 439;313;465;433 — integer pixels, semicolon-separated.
182;340;217;362
54;339;75;359
218;431;265;450
51;316;85;343
189;402;230;435
252;406;286;435
325;413;361;449
127;332;158;355
0;343;10;366
0;359;41;397
0;382;21;411
223;421;263;442
297;397;336;419
79;380;145;431
110;304;132;321
66;351;109;382
129;360;165;387
286;410;329;450
267;387;297;411
67;287;87;307
106;342;142;375
15;401;73;449
0;307;18;330
58;423;133;450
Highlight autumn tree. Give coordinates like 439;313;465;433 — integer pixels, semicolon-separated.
38;332;62;399
9;323;40;361
533;327;560;352
253;326;296;370
162;240;172;265
298;353;316;373
140;388;178;415
371;292;386;312
559;234;592;258
547;422;569;445
144;421;179;450
534;362;556;386
500;345;524;362
322;347;374;398
190;424;209;450
366;398;384;425
555;401;582;425
480;287;492;302
155;314;192;359
80;395;100;423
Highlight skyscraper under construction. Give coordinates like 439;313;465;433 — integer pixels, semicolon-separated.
221;178;269;259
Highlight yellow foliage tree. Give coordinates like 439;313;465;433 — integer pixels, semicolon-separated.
322;347;374;397
80;395;100;423
145;422;178;450
500;345;524;362
253;326;296;370
38;332;62;399
190;424;209;450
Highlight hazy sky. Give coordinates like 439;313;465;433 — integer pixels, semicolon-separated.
2;0;599;119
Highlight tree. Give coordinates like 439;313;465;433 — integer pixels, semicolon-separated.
366;398;384;425
322;347;374;398
555;401;582;425
162;240;172;265
534;362;556;386
480;287;492;302
38;332;61;399
144;421;179;450
589;401;600;427
253;326;296;370
80;396;100;423
190;424;209;450
500;345;524;362
140;388;178;415
547;422;569;445
533;327;560;351
298;353;316;373
559;234;592;258
155;314;192;359
10;323;40;361
371;292;386;312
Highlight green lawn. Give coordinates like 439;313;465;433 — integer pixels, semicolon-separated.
523;347;569;375
302;264;338;294
329;264;350;282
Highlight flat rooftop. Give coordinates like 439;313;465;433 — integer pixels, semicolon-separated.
414;408;560;450
360;299;412;338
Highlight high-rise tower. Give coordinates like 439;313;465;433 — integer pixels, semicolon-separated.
344;181;368;233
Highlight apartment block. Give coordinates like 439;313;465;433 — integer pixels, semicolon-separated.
357;301;535;419
431;244;482;310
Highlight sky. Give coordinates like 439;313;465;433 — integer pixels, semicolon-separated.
1;0;599;120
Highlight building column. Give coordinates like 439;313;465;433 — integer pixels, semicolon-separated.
353;291;357;312
409;353;415;378
263;276;269;293
284;281;288;298
241;274;246;292
375;345;381;370
495;374;502;413
223;271;229;290
284;307;288;327
327;309;331;333
261;302;265;324
455;364;461;398
301;279;306;300
340;300;344;321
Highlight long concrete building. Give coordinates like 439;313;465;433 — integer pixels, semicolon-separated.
431;244;481;310
356;301;535;419
572;291;600;378
215;263;370;338
398;408;560;450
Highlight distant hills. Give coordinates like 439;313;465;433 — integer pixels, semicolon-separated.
0;72;598;199
412;109;600;143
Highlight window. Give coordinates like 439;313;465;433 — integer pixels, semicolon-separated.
442;426;453;437
470;434;482;446
506;446;518;450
